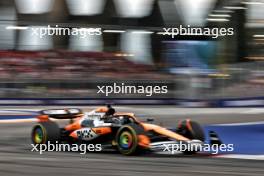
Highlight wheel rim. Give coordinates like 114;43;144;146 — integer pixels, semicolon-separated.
119;131;133;149
34;127;43;144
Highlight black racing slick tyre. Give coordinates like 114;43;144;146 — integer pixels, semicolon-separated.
177;120;205;154
115;124;145;155
177;119;205;142
31;121;61;144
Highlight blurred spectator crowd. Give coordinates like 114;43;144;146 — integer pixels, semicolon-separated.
0;50;169;81
0;50;263;99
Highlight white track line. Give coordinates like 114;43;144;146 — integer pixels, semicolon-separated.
0;118;37;123
213;121;264;126
242;108;264;114
214;154;264;160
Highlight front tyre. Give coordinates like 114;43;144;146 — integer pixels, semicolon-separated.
177;119;205;154
32;121;60;144
177;119;205;142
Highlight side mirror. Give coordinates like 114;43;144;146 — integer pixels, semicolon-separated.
147;118;154;122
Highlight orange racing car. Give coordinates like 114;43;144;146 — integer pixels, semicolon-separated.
31;105;205;155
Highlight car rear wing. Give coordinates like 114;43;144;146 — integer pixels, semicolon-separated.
39;108;83;119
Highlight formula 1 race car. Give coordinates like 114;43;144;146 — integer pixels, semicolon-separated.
31;105;205;155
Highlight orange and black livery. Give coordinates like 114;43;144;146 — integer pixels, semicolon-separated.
31;105;205;155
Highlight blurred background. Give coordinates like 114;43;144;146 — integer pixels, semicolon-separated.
0;0;263;99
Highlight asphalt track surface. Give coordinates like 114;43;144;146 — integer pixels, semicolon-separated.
0;106;264;176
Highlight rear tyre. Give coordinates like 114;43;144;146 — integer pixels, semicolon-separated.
115;124;144;155
32;121;60;144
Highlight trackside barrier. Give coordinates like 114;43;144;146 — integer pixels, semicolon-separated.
0;97;263;107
